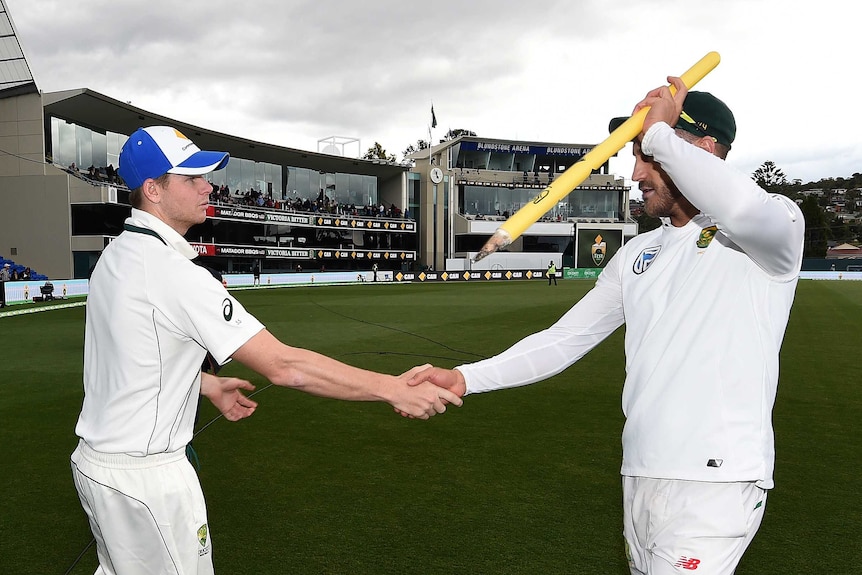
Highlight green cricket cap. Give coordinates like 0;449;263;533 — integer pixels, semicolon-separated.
608;91;736;148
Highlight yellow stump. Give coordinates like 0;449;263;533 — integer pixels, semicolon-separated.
473;51;721;262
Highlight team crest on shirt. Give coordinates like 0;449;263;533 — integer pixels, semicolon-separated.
591;235;607;266
197;524;208;547
696;225;719;248
633;245;661;275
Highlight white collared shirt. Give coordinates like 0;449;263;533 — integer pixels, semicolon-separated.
76;209;264;456
457;123;804;487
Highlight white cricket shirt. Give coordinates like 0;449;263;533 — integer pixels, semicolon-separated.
457;123;804;487
76;209;264;456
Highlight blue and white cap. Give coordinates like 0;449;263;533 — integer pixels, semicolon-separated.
118;126;229;190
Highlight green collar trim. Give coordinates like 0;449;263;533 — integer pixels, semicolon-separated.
123;223;167;245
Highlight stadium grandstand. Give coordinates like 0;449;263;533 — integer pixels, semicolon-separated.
0;0;633;284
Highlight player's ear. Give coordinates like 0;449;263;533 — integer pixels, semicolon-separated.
696;135;717;156
141;178;162;204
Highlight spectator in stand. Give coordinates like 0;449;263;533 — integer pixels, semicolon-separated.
22;267;31;280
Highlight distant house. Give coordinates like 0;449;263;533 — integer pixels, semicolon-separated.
826;243;862;258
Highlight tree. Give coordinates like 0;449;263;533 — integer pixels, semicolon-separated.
752;161;788;193
635;212;661;233
442;128;476;142
362;142;396;162
830;216;852;242
799;195;830;257
402;139;429;159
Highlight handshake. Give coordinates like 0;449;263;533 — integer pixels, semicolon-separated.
205;362;468;424
393;364;468;419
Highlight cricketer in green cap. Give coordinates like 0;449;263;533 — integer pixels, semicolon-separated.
609;91;736;149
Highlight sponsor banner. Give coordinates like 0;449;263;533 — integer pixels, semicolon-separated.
207;204;415;231
3;279;89;305
265;248;312;259
314;215;416;232
314;250;416;261
394;269;547;283
210;206;313;225
191;243;216;256
213;245;267;257
563;268;604;279
459;141;593;158
187;243;416;261
225;271;394;288
190;244;312;259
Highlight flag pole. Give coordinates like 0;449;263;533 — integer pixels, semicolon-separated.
429;103;436;270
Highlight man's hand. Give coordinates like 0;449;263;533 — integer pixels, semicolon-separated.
390;364;463;419
201;373;258;421
391;366;467;418
407;366;467;397
635;75;688;140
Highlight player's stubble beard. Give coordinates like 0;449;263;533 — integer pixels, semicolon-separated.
641;173;692;220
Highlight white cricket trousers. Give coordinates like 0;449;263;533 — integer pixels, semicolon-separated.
70;439;214;575
623;476;766;575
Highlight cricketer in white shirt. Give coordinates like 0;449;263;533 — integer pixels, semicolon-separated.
409;83;805;575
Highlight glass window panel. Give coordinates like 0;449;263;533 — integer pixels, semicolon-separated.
92;131;107;169
75;125;92;169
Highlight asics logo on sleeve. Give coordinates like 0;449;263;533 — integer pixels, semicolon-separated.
222;298;233;321
633;246;661;275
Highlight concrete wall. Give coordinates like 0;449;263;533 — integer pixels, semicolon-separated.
0;92;45;177
0;173;73;279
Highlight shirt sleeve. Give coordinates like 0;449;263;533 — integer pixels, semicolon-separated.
641;123;804;278
457;252;625;394
148;256;265;364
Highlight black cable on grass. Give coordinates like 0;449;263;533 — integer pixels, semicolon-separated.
63;538;95;575
306;295;485;360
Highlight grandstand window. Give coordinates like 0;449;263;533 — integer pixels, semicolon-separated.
75;125;93;169
51;117;76;169
287;167;377;206
50;117;128;178
460;184;622;220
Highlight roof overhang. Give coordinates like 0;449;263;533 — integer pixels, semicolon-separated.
42;88;407;179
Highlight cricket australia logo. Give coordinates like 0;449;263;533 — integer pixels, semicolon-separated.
633;245;661;275
197;524;208;547
197;523;211;557
591;235;607;266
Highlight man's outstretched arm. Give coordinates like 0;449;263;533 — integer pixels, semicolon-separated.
230;329;462;420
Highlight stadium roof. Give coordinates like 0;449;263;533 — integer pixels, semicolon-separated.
0;0;37;96
42;88;407;178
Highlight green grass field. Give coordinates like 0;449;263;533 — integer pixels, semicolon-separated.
1;280;860;574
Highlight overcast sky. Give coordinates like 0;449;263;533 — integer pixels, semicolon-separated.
7;0;860;195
